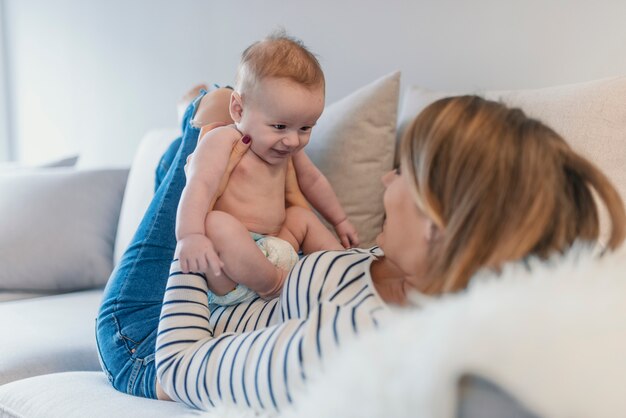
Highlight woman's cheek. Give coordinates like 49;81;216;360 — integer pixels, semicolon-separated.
375;231;384;249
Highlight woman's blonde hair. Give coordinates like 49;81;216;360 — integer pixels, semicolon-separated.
401;95;626;293
235;31;325;97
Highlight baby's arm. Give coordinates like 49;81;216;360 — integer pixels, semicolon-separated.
175;126;243;275
291;150;359;248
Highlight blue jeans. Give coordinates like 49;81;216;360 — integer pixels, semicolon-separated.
95;91;207;399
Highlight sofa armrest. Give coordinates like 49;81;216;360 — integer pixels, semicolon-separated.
114;129;179;264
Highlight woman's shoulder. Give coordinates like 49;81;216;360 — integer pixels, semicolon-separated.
300;246;382;265
284;246;386;314
291;247;383;282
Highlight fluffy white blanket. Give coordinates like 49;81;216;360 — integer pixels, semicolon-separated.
203;245;626;418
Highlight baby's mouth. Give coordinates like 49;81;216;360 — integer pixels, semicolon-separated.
272;149;291;157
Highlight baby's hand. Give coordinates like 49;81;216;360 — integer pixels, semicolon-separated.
175;234;224;276
334;219;360;249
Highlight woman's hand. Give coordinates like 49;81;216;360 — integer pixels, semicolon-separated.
175;233;224;276
334;219;360;248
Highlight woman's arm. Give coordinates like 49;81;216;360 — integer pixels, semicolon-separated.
157;262;310;412
156;251;382;412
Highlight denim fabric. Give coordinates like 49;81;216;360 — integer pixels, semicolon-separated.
155;86;233;191
96;90;207;399
155;137;182;193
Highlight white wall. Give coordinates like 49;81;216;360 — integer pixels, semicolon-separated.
0;0;11;161
4;0;626;167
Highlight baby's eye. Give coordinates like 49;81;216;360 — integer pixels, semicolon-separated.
394;166;401;175
300;126;312;132
272;124;287;130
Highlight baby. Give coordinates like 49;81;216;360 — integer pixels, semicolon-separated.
175;32;358;304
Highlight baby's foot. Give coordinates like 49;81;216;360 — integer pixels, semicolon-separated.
177;83;208;124
190;87;234;128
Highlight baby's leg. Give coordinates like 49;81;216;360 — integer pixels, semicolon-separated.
279;206;344;254
205;210;285;298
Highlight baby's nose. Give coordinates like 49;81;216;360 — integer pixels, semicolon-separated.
282;131;299;147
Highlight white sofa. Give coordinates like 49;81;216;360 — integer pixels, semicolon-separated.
1;73;625;418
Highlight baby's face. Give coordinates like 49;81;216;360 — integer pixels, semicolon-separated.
236;77;324;165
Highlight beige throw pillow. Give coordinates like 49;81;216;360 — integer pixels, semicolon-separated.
397;76;626;243
307;71;400;247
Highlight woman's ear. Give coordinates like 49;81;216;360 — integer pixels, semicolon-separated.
425;220;441;243
229;91;244;123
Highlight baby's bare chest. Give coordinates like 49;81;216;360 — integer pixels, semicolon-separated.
230;154;286;196
214;154;288;233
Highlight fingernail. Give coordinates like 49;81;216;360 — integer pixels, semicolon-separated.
242;135;251;144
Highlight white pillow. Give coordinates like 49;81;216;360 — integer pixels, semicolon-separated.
115;72;401;260
397;76;626;242
0;168;128;291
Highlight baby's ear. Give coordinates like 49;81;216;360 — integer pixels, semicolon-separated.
229;91;244;123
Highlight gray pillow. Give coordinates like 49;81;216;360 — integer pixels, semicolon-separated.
0;154;79;173
39;154;80;168
0;168;128;291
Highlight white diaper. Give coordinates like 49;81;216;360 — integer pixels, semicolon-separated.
208;235;299;306
254;235;299;271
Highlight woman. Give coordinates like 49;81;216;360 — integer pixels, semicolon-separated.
96;89;625;413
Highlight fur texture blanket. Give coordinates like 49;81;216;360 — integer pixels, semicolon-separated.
202;244;626;418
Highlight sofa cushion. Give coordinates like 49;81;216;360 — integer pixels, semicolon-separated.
0;372;531;418
115;72;400;260
0;372;201;418
0;291;49;303
0;290;103;385
0;168;129;291
396;77;626;243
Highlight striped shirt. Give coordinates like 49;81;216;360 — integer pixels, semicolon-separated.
155;247;389;412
